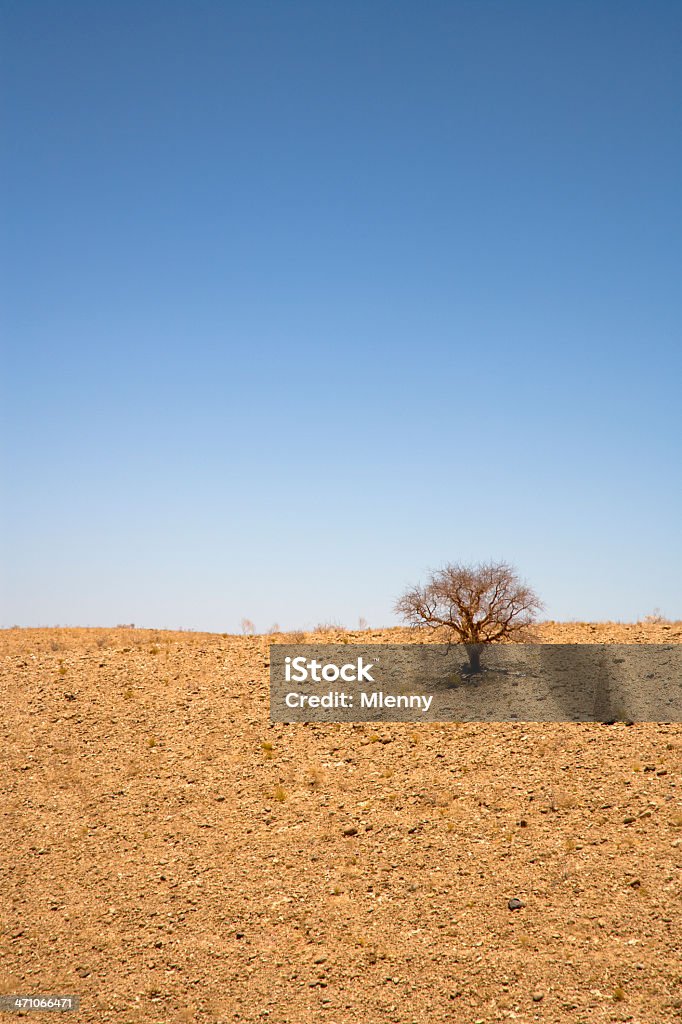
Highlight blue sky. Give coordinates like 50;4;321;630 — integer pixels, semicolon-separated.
2;1;680;630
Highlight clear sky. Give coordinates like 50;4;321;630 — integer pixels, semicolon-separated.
2;1;680;631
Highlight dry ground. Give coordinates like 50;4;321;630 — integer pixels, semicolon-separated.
1;623;681;1024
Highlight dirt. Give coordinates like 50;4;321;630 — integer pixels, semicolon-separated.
1;622;681;1024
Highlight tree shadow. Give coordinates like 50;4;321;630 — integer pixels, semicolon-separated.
424;642;636;720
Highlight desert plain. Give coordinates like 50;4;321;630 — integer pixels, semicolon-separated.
1;621;681;1024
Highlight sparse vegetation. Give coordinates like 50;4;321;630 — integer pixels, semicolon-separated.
642;608;670;625
306;768;324;788
1;622;679;1023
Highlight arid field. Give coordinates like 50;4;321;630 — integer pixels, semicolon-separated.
1;622;681;1024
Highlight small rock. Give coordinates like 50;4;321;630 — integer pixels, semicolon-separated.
342;826;358;837
623;816;636;824
532;991;544;1002
508;898;525;911
75;967;90;978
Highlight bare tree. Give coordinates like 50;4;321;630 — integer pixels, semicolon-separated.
395;561;543;672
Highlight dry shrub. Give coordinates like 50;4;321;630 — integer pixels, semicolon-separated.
641;609;669;625
307;767;324;788
273;630;306;643
547;789;576;811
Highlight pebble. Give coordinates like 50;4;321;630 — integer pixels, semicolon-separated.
342;826;358;836
532;991;544;1001
508;898;525;911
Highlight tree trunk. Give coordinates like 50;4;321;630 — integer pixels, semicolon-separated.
466;644;483;673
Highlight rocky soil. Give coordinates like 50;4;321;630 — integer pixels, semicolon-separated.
1;622;681;1023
